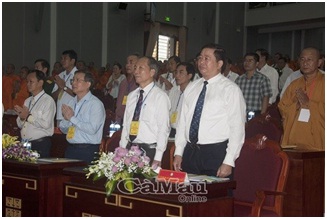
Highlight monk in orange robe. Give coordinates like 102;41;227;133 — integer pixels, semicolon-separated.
2;64;19;111
12;66;30;107
278;47;324;151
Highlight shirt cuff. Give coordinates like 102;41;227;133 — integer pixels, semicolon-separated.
223;152;235;167
27;114;34;123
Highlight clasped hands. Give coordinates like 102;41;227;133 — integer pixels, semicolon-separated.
295;88;309;108
54;75;66;89
14;105;30;120
62;104;74;121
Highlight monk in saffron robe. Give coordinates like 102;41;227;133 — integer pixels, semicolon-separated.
278;47;325;151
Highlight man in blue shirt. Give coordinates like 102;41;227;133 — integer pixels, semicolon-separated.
59;70;105;164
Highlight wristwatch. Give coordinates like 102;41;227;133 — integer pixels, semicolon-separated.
63;86;68;91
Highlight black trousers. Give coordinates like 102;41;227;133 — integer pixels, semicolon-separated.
30;136;52;158
65;143;100;164
181;140;233;178
126;142;156;164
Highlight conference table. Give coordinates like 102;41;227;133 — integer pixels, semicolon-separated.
62;167;236;217
2;158;86;217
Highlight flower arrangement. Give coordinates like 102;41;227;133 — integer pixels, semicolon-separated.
86;145;157;196
2;134;40;162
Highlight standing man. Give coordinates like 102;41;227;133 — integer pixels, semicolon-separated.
14;70;56;158
34;59;55;96
173;44;246;178
235;52;272;121
59;70;105;164
157;55;181;94
223;57;239;82
52;50;78;125
115;53;140;125
278;47;324;151
120;56;171;167
277;57;293;91
256;48;279;104
168;62;195;138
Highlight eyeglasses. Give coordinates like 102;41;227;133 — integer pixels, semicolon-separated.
71;78;86;84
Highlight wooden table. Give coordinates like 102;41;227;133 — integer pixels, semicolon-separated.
63;167;236;217
283;149;325;216
2;159;87;217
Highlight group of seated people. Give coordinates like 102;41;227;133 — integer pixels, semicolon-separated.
2;44;325;180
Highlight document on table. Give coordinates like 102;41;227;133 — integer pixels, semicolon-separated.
187;174;229;183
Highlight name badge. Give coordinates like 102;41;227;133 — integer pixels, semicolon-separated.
67;126;75;139
298;108;310;122
130;121;139;136
122;95;127;105
170;111;178;124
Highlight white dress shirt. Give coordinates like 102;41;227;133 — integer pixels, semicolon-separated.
120;82;171;162
278;66;293;91
257;64;279;104
226;71;239;82
52;67;77;121
106;74;126;98
175;74;246;167
157;72;176;95
17;90;56;141
168;84;191;129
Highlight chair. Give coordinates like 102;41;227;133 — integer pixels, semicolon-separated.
245;113;283;143
233;134;289;217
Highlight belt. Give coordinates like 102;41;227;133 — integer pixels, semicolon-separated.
30;136;51;143
187;140;228;150
127;142;157;149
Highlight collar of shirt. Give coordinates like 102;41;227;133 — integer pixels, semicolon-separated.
33;90;46;102
74;91;92;104
138;81;155;94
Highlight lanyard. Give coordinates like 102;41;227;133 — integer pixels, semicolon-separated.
74;100;87;118
28;92;46;111
175;91;183;111
140;83;155;108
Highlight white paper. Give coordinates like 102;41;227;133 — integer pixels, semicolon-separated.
298;108;310;122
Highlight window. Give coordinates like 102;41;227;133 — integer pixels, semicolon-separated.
152;35;179;61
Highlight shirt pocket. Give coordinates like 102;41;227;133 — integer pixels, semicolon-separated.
140;103;156;123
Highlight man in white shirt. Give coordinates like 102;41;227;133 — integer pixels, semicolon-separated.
14;70;56;157
168;62;195;138
52;50;78;126
120;56;171;168
277;57;293;91
157;55;180;94
256;48;279;104
173;44;246;178
223;57;239;82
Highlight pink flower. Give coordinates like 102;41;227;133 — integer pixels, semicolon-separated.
131;155;139;163
124;157;131;165
138;162;145;168
115;147;128;157
113;156;121;163
112;166;118;173
143;156;150;163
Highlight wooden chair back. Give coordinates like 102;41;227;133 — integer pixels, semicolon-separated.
233;134;289;216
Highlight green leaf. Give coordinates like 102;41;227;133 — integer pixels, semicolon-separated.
125;178;134;193
105;180;117;196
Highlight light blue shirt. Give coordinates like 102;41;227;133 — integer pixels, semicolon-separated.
59;91;105;144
